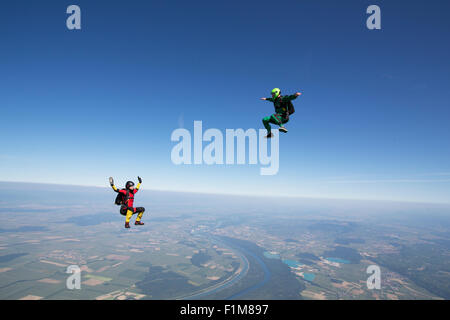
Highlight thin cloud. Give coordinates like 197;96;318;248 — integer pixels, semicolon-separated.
416;172;450;177
326;179;450;184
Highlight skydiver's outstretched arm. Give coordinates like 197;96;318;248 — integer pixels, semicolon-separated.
260;97;273;101
283;92;302;101
135;176;142;192
109;177;120;192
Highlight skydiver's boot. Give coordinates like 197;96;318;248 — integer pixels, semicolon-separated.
125;222;130;228
265;132;273;139
135;221;144;226
279;126;288;133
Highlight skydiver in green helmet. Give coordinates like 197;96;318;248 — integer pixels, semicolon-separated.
260;88;302;138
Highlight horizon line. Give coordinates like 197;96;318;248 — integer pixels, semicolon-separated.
1;180;449;206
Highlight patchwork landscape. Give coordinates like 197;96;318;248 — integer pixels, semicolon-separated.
0;183;449;300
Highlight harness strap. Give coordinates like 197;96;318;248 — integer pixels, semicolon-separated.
124;190;130;206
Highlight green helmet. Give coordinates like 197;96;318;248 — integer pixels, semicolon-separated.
271;88;281;100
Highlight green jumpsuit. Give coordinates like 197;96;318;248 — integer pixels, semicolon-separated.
262;94;298;134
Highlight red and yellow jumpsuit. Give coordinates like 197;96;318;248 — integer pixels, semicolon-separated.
111;183;145;223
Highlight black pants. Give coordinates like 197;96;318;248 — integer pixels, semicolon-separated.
120;205;145;216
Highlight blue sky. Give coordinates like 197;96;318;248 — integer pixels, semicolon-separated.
0;0;449;203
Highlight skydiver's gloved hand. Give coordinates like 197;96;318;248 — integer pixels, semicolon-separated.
138;176;142;184
109;177;114;186
295;92;302;97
